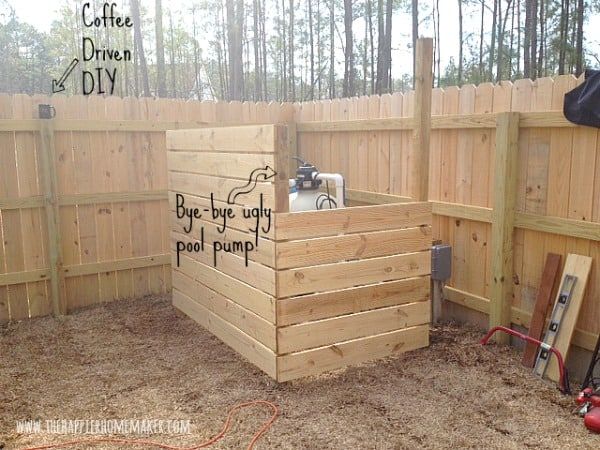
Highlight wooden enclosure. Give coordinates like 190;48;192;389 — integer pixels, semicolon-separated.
167;124;431;381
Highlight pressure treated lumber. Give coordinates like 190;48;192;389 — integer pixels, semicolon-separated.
167;151;275;180
277;250;431;297
173;289;277;378
168;171;275;207
166;124;279;153
173;269;276;350
411;38;433;201
545;254;593;383
277;276;429;326
277;300;430;354
275;202;432;240
489;112;520;344
276;324;429;382
175;253;275;322
344;189;413;205
39;120;65;316
275;226;431;269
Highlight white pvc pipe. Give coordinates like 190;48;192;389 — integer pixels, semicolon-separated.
315;173;345;207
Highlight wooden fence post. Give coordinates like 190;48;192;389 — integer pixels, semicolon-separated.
411;37;433;202
39;119;66;316
287;121;298;179
489;112;520;343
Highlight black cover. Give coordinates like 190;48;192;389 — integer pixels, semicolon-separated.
564;69;600;128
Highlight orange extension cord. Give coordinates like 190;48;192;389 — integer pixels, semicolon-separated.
20;400;278;450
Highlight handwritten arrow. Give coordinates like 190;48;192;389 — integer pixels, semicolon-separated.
52;58;79;94
227;166;277;204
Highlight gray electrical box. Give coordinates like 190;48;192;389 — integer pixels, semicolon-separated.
431;244;452;281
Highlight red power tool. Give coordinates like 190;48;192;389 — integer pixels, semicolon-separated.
576;388;600;433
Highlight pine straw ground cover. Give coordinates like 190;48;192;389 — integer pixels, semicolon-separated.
1;295;599;450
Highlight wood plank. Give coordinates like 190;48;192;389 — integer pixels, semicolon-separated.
276;226;431;269
0;118;39;131
0;196;45;210
515;213;600;241
52;119;209;132
0;94;28;320
277;276;429;326
0;269;51;286
277;250;431;297
173;270;276;349
489;112;520;343
71;96;101;309
345;189;412;205
519;111;576;128
168;171;275;208
59;190;167;206
443;285;489;315
167;151;275;180
272;124;290;213
411;38;433;201
431;113;496;129
166;125;278;153
13;94;49;318
105;97;134;299
173;289;277;379
275;202;432;240
175;253;275;322
124;97;149;300
522;253;561;367
171;231;276;296
545;253;593;382
431;202;493;223
63;254;170;278
276;324;429;382
88;95;118;303
278;300;430;354
39;120;64;315
296;117;414;132
51;96;80;312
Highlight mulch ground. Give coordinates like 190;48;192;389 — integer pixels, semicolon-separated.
1;295;599;449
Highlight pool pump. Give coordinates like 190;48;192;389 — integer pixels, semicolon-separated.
289;160;345;212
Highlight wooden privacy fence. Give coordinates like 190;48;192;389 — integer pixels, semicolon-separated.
1;73;599;358
0;94;293;322
296;74;600;352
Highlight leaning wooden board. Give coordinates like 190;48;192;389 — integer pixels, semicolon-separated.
522;253;561;368
545;253;593;383
167;124;432;382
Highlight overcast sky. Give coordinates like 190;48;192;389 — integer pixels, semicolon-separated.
6;0;600;79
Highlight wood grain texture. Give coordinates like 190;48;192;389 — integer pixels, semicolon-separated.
276;324;429;382
276;226;431;269
277;300;430;354
277;276;429;326
277;250;431;297
275;202;432;240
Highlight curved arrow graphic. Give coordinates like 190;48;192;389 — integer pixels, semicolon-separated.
227;166;277;204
